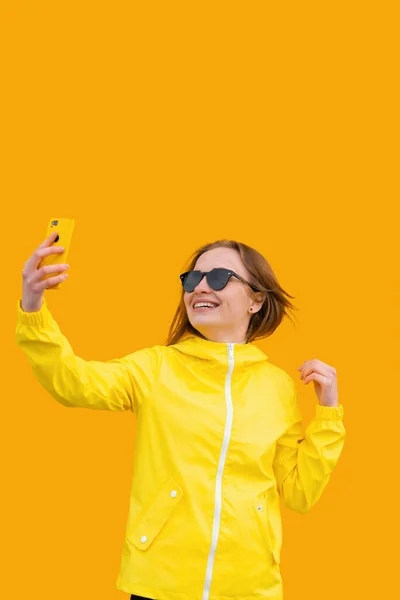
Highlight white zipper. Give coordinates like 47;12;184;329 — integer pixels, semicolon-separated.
202;343;235;600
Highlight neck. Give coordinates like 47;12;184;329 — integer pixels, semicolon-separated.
198;327;247;344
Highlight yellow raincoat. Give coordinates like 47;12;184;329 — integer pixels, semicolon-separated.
16;298;345;600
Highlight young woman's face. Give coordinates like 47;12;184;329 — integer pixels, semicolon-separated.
183;247;263;343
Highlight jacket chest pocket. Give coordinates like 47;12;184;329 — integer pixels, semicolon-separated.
128;478;183;551
254;492;282;564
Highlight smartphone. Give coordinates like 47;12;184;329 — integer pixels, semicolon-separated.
41;218;75;289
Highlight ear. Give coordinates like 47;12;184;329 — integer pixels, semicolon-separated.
249;292;266;315
254;291;265;304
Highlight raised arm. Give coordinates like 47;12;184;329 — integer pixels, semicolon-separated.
16;230;160;412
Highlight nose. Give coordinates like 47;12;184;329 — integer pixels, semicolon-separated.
193;274;211;293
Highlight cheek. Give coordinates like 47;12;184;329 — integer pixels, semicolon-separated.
222;291;248;314
223;300;233;312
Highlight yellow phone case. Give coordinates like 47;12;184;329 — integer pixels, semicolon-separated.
41;218;75;289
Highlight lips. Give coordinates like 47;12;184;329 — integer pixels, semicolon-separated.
191;296;220;308
192;300;220;309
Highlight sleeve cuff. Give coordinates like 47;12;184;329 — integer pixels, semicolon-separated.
16;297;53;328
315;403;344;421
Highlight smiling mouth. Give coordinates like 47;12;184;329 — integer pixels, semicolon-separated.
193;305;219;312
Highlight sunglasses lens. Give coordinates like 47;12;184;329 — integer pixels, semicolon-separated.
182;271;202;292
181;269;232;292
207;269;231;290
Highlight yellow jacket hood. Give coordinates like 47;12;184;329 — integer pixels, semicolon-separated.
170;334;269;364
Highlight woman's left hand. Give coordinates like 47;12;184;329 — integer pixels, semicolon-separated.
297;359;338;407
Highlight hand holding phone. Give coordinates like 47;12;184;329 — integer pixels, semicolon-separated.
40;218;75;288
21;218;75;312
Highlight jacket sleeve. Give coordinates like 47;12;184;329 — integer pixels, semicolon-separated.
15;298;160;413
272;381;346;514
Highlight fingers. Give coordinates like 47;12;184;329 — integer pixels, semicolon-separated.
303;372;328;385
297;359;336;385
301;359;336;374
300;365;330;380
34;271;69;293
298;359;337;392
21;233;70;309
32;263;70;282
23;263;69;291
38;230;59;249
24;243;65;274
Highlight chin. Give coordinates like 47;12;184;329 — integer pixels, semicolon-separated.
189;315;221;329
190;312;220;322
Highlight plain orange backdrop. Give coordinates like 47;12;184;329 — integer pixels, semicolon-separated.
1;1;399;599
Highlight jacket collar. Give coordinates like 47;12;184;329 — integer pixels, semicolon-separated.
170;335;268;367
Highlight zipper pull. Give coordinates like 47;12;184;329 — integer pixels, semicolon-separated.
228;344;234;360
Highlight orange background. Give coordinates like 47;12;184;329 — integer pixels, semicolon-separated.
1;1;399;599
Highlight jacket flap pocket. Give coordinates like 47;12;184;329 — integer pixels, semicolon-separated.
254;491;281;564
129;478;183;551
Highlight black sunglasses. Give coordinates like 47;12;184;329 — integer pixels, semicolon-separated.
180;268;259;293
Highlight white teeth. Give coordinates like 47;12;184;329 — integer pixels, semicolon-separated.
194;302;217;309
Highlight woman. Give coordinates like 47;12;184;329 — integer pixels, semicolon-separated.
16;232;345;600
